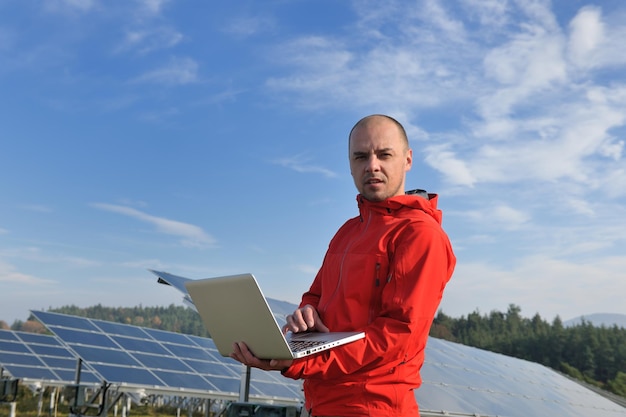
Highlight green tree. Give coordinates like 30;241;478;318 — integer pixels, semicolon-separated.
607;372;626;397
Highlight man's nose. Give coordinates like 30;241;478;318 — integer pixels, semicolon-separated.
365;156;380;172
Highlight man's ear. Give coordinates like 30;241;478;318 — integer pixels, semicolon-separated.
405;148;413;171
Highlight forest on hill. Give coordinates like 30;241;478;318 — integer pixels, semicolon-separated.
3;303;626;399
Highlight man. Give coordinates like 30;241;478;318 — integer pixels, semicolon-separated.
231;114;456;416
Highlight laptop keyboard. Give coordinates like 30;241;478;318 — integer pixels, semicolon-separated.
289;339;326;351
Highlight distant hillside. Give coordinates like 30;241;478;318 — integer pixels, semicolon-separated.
564;313;626;329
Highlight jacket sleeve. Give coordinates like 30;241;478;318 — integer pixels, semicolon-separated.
282;221;456;380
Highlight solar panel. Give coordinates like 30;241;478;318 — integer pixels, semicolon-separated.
30;310;303;402
0;329;100;386
26;308;625;416
417;337;626;417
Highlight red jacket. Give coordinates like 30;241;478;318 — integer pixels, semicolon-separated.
282;192;456;416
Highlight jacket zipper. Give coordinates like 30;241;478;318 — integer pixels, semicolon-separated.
369;262;381;323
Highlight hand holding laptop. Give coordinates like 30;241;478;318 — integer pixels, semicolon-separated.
230;341;293;371
232;304;330;370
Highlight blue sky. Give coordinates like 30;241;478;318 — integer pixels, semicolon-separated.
1;0;626;325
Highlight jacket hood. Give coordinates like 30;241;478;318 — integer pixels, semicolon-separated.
356;188;443;224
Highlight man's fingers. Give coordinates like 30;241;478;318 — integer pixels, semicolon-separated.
283;305;329;333
302;307;317;328
230;342;251;364
285;310;309;332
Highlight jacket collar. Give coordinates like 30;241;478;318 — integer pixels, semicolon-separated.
356;189;443;225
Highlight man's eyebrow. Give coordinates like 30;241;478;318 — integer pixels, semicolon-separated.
377;147;394;153
352;147;395;155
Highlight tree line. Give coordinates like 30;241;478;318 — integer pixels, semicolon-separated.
2;303;625;399
1;303;208;338
430;304;626;398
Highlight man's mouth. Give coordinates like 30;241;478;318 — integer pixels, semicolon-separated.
365;178;383;185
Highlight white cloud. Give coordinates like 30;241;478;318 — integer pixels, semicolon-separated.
266;36;468;111
460;0;509;28
422;0;467;43
0;260;55;285
563;196;595;217
492;205;530;230
463;83;626;189
479;30;567;125
425;144;476;187
601;168;626;198
460;204;529;231
91;203;216;248
19;204;53;213
136;0;171;15
132;57;199;85
485;32;566;88
567;6;604;69
120;258;165;269
516;0;559;31
441;253;626;321
44;0;98;13
138;106;180;122
272;154;338;178
570;7;626;69
116;27;183;55
0;246;100;268
222;16;277;38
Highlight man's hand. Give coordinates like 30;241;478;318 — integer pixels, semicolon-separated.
230;342;293;372
283;304;329;333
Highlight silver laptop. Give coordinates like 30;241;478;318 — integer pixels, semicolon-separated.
184;273;365;359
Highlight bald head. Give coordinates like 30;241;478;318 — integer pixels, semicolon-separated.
349;114;409;151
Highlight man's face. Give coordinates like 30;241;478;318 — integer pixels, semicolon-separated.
349;118;412;202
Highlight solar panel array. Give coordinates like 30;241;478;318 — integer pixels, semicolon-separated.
417;337;626;417
2;307;626;416
0;329;99;386
29;311;302;402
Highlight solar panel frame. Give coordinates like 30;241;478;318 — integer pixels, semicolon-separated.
28;344;72;357
0;331;19;341
1;352;46;367
95;321;152;338
30;311;303;402
0;340;30;354
0;329;101;387
70;345;142;367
